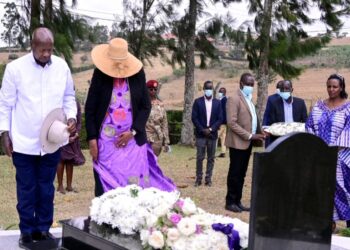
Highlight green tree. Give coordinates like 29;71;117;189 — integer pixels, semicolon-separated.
21;0;88;68
112;0;180;65
90;23;109;44
170;0;236;145
241;0;350;120
1;2;21;52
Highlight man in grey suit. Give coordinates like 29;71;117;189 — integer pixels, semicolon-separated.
225;73;265;213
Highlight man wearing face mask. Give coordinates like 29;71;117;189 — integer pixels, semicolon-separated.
262;80;284;148
225;73;265;213
192;80;223;187
265;80;307;144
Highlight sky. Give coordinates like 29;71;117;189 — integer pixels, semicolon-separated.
1;0;350;47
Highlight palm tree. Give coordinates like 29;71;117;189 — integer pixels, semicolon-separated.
20;0;87;68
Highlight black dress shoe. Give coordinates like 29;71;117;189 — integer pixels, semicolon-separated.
225;204;242;213
40;231;56;241
218;153;226;158
238;202;250;212
194;180;202;187
31;231;42;241
205;181;212;187
19;233;33;248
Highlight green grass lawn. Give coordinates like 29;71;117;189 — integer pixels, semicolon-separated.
0;145;347;232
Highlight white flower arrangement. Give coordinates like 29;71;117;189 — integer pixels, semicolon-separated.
90;185;249;250
264;122;305;137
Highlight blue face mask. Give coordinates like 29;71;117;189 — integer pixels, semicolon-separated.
217;92;223;99
279;92;291;100
204;89;213;97
242;86;253;96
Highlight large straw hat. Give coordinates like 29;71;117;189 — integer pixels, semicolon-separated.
91;38;143;78
40;108;69;153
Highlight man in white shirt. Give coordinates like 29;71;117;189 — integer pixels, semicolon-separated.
0;27;77;247
191;81;223;187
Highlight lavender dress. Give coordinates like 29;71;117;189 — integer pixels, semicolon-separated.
93;78;176;192
306;100;350;221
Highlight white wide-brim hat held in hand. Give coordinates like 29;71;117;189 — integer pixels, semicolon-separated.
40;108;69;153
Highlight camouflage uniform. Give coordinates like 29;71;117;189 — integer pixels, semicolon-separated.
146;99;170;156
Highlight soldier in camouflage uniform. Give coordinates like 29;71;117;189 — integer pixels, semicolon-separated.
145;80;170;156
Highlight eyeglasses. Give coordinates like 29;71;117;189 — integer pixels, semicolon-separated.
149;88;158;91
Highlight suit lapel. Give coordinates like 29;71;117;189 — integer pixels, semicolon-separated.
279;98;285;122
200;97;207;125
238;90;252;118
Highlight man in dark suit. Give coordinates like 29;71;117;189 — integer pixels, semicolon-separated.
217;87;227;157
263;80;284;148
225;73;265;213
192;80;223;187
265;80;308;144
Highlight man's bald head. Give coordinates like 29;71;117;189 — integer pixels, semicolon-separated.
31;27;54;65
32;27;54;45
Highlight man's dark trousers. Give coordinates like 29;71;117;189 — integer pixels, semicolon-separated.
226;143;252;205
12;150;60;233
196;137;216;183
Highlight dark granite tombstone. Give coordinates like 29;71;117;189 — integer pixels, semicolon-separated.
60;217;143;250
249;133;338;250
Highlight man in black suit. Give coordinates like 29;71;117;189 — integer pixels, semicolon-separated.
192;81;223;187
263;80;284;148
265;80;308;144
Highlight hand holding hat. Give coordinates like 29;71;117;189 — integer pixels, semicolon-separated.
40;108;70;153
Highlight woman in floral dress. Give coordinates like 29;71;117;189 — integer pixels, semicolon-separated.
85;38;176;196
306;73;350;229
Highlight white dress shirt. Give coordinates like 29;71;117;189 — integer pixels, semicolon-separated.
240;90;257;135
283;98;294;123
0;53;77;155
204;96;213;127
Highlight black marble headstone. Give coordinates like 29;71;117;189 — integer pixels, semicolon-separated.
249;133;338;250
60;217;143;250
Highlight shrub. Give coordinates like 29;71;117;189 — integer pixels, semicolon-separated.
173;68;185;78
167;110;183;144
8;54;18;60
80;54;88;64
158;76;169;83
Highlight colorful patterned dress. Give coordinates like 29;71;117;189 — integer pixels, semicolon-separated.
306;100;350;221
93;78;176;192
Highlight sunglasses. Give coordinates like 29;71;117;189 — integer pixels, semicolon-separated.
149;88;158;91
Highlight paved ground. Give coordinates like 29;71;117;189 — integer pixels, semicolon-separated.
0;228;350;250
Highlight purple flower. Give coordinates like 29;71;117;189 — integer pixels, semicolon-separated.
175;199;184;209
195;225;203;234
169;213;182;225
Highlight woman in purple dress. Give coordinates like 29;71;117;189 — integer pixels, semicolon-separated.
306;74;350;229
85;38;176;196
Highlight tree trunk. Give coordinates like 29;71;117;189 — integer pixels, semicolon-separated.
180;0;197;145
30;0;41;34
135;0;153;59
44;0;53;26
256;0;273;122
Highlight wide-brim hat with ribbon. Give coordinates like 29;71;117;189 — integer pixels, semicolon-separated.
40;108;69;153
91;38;143;78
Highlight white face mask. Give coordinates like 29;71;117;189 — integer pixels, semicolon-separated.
217;92;223;99
242;86;253;96
204;89;213;97
276;89;280;94
279;92;291;100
